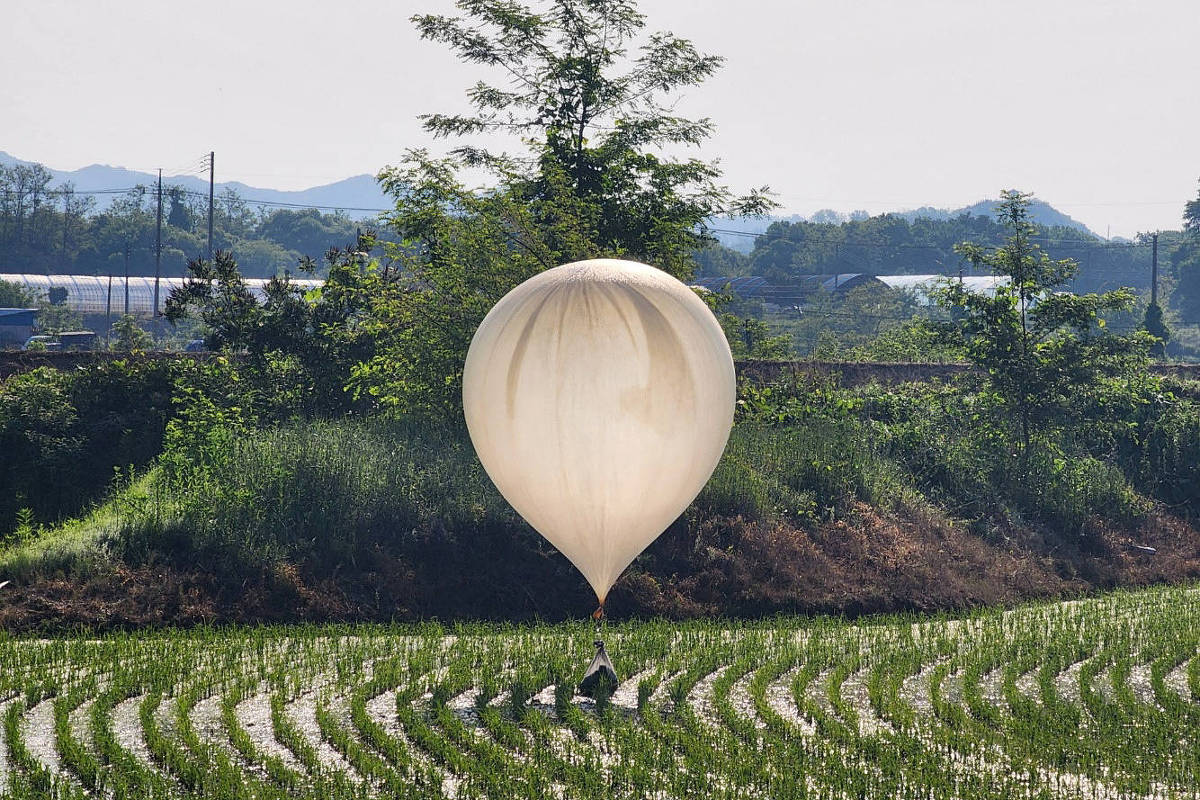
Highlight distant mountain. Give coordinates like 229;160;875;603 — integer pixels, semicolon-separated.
0;151;393;216
895;199;1096;236
4;151;1100;242
713;199;1099;253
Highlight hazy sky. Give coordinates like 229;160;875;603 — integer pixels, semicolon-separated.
4;0;1198;237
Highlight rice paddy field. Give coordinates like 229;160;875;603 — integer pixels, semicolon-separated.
1;583;1197;800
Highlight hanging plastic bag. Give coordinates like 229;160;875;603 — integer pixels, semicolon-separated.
578;640;619;697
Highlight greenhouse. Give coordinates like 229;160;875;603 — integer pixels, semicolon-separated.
0;274;324;317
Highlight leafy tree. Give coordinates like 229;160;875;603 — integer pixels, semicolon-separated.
1141;301;1169;359
743;210;1135;290
352;0;771;415
1185;178;1200;237
257;208;360;260
110;314;152;352
1171;180;1200;324
356;161;549;414
406;0;771;278
56;182;96;267
719;313;792;359
694;242;751;277
216;187;256;242
848;317;964;362
0;279;34;308
167;186;193;231
165;250;286;354
939;190;1151;460
34;298;83;334
0;163;54;258
165;246;379;415
93;187;156;278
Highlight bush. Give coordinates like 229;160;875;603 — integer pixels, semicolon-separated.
0;360;173;534
1125;397;1200;514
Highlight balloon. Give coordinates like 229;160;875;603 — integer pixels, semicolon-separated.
463;259;736;604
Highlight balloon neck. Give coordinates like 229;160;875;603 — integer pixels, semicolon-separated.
591;604;605;622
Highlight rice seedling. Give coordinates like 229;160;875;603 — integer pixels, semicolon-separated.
0;585;1196;798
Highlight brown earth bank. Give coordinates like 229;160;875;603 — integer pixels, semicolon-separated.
2;505;1197;633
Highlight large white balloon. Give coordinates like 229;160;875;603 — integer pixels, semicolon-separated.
463;258;736;604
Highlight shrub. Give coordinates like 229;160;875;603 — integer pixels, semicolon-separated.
0;360;173;534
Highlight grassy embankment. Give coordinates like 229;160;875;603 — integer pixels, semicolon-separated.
2;364;1198;629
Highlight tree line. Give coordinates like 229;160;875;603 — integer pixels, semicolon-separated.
0;161;367;279
697;212;1187;298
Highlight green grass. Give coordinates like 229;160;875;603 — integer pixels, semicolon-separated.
0;583;1196;799
2;415;919;583
0;472;162;581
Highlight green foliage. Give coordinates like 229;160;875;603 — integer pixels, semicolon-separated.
34;296;83;334
351;160;547;416
753;283;943;359
0;161;370;280
847;317;964;362
719;313;792;359
0;507;39;549
0;360;173;535
1171;185;1200;324
2;585;1198;797
0;278;35;307
1141;301;1170;358
693;242;750;277
699;421;905;524
742;209;1143;291
1173;253;1200;325
110;313;152;352
164;247;380;415
411;0;771;280
1184;178;1200;237
940;190;1151;460
347;0;771;414
165;251;279;351
130;417;524;574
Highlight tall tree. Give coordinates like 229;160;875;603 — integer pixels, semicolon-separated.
1172;179;1200;324
1184;178;1200;237
58;182;96;266
167;186;193;231
402;0;771;278
940;190;1151;461
352;0;771;415
0;163;53;257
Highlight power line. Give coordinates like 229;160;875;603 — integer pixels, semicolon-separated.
0;186;391;213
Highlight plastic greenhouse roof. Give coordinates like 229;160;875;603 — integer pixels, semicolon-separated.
0;274;323;316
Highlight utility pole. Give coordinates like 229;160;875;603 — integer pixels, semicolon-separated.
61;191;69;262
154;169;163;319
207;151;215;261
123;244;130;316
1151;232;1159;306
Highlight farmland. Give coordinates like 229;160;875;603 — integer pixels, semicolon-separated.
1;583;1197;799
